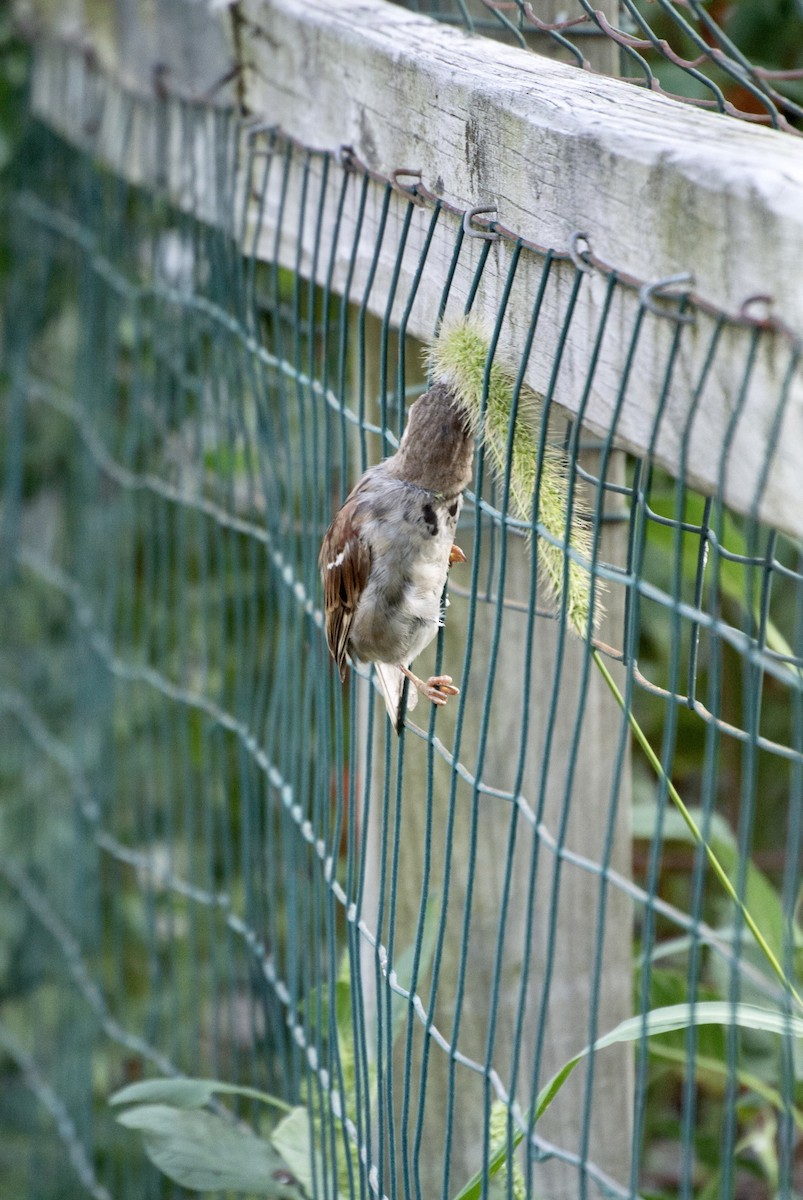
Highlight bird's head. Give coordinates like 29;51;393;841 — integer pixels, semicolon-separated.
389;382;474;496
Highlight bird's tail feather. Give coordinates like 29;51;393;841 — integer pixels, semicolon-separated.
374;662;418;733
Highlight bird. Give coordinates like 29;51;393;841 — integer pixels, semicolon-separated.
319;381;474;733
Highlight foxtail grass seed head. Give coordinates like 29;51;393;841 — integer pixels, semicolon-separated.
427;313;600;637
488;1101;526;1200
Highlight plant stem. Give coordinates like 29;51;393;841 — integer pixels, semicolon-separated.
591;648;803;1014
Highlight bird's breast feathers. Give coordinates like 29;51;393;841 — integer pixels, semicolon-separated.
347;479;462;663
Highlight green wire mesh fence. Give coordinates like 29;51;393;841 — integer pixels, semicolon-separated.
1;37;803;1200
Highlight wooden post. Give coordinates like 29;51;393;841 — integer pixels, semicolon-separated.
359;396;633;1195
466;0;622;75
28;2;803;538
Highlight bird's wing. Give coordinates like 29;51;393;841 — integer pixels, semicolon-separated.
319;493;373;682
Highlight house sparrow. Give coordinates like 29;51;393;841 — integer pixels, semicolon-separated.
319;381;474;732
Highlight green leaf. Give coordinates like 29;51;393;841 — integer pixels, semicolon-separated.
330;898;439;1117
647;1042;803;1131
633;799;793;962
451;1002;803;1200
334;975;357;1103
644;489;798;671
536;1002;803;1115
645;969;726;1060
735;1112;779;1191
110;1079;221;1109
110;1076;293;1112
115;1103;304;1195
270;1100;358;1200
595;648;801;1009
270;1106;319;1198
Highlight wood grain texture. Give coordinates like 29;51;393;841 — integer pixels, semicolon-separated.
23;0;803;538
352;312;634;1198
236;0;803;538
364;524;635;1200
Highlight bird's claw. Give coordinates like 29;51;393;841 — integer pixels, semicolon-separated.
400;666;460;709
449;544;467;566
423;675;460;705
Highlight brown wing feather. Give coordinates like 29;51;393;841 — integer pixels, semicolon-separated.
319;498;372;682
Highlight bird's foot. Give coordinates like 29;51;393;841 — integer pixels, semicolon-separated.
449;543;467;566
400;666;460;707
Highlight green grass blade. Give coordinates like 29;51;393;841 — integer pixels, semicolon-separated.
593;649;803;1012
451;1002;803;1200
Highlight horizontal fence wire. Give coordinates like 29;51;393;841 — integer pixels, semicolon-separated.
1;39;803;1200
394;0;803;133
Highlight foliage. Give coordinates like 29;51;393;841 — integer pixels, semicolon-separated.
0;17;29;200
454;1003;803;1200
628;0;803;119
111;907;439;1197
113;992;803;1200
